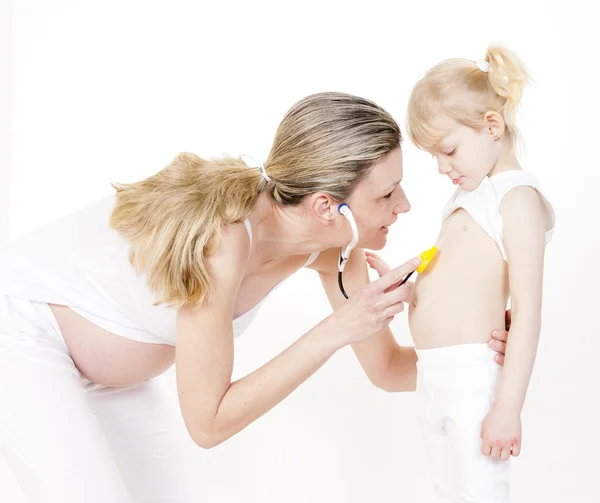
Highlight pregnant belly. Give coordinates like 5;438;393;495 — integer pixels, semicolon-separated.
50;304;175;387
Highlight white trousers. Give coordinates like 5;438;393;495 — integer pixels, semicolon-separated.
416;343;511;503
0;295;205;502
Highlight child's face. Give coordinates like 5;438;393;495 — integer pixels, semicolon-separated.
428;119;500;191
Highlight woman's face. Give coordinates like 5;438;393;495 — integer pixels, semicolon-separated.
346;147;411;250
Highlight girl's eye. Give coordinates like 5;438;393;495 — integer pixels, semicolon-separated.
447;148;457;156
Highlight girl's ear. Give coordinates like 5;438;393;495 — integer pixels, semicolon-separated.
484;111;505;141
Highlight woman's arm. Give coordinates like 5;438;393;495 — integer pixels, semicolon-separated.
176;225;420;448
481;186;549;460
177;303;345;449
309;247;417;392
175;224;343;448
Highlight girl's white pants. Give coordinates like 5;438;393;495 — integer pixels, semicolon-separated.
416;343;511;503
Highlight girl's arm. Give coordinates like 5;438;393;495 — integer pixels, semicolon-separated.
481;186;549;460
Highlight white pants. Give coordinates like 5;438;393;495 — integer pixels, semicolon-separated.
416;344;511;503
0;295;205;502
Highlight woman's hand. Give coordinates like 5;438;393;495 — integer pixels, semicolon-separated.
365;251;415;297
365;251;511;366
330;256;422;346
489;310;510;366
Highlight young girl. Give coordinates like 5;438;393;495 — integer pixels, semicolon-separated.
405;46;555;501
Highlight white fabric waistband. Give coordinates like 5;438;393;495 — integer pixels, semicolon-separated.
416;343;497;367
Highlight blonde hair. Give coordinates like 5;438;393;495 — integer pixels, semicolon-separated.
110;92;401;307
407;45;531;151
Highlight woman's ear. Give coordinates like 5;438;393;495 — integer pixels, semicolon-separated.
308;192;337;225
484;111;505;141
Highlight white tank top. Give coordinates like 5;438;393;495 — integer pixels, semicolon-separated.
0;196;319;345
442;170;555;260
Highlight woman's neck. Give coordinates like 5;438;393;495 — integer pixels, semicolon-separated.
247;193;337;265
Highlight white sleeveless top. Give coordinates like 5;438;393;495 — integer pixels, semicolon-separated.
0;196;319;345
442;170;555;261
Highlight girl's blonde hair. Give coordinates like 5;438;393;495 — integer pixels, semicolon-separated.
110;92;401;307
407;45;531;151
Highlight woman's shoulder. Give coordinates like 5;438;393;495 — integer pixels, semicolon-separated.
212;220;252;266
177;221;252;312
303;247;337;273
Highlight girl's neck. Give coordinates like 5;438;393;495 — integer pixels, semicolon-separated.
489;143;522;177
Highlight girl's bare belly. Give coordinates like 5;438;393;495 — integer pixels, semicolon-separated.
50;304;175;387
408;209;509;349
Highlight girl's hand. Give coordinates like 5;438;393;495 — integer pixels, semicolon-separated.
480;406;522;461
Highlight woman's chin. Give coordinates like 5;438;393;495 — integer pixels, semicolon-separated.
360;234;387;251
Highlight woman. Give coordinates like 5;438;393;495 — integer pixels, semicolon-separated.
0;92;508;502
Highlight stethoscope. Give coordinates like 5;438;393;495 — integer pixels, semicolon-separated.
337;203;415;299
337;204;359;299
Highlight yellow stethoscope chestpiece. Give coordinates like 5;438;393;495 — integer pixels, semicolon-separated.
416;246;438;273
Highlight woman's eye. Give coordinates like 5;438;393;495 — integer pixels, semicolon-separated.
384;190;394;199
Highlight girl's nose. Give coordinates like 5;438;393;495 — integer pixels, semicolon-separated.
437;159;452;175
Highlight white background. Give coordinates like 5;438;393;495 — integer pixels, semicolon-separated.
1;1;598;502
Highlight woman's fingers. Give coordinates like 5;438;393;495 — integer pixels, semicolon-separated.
371;258;421;293
378;284;413;319
381;283;411;305
381;301;405;321
365;252;391;277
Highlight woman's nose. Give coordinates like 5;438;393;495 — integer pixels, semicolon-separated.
393;189;411;214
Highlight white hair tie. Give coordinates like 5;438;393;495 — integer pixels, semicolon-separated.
240;154;272;183
258;164;272;183
476;60;490;72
